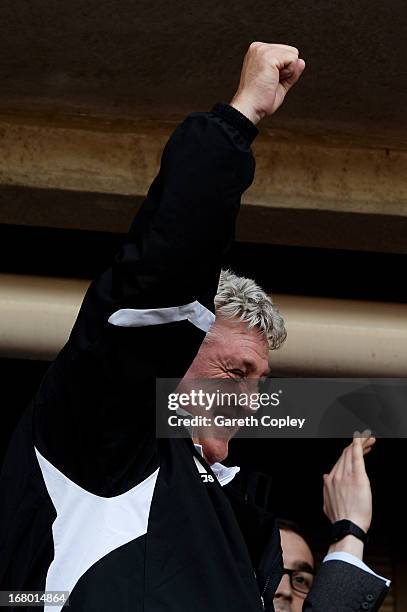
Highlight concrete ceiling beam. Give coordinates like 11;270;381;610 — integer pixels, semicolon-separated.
0;113;406;217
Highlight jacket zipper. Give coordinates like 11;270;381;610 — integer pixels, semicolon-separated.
261;575;271;598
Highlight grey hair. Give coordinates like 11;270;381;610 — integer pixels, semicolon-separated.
214;269;287;350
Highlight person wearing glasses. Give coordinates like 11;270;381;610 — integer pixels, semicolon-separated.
273;519;315;611
263;435;390;611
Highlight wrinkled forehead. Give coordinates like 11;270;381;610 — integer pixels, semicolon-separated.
222;337;269;374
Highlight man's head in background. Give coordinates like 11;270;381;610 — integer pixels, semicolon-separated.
179;269;287;464
273;519;315;612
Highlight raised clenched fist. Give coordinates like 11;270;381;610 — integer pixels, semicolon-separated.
230;42;306;124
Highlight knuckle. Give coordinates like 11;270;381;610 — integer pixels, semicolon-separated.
273;43;299;55
281;44;299;55
249;41;261;50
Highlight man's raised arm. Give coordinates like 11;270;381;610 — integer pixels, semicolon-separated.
114;43;305;305
33;44;305;493
70;43;305;350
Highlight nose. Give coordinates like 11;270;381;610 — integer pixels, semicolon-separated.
274;574;293;601
237;379;260;415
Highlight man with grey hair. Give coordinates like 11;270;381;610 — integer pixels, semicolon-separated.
178;268;287;463
1;42;304;611
215;269;287;350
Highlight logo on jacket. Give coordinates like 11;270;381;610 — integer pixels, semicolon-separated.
193;456;214;483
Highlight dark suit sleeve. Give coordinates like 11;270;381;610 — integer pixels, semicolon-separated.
32;103;258;495
303;560;389;612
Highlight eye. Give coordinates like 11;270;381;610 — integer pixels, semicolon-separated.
293;572;313;588
228;369;245;381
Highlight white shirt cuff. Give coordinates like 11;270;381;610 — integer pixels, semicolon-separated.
323;551;391;587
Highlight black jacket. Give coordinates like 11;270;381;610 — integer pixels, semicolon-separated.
0;103;272;611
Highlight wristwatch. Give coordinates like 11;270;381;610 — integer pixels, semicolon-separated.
331;519;368;544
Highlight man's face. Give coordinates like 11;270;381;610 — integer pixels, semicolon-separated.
180;315;270;464
274;529;315;612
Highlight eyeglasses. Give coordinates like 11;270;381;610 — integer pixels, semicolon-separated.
281;568;315;595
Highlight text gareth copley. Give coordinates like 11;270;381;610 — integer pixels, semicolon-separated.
168;414;306;430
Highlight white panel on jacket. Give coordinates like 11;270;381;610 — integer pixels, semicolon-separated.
108;300;215;333
35;448;159;612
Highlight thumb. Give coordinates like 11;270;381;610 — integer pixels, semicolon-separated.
280;58;306;93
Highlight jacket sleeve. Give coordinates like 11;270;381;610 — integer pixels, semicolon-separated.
303;559;389;612
32;103;258;495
